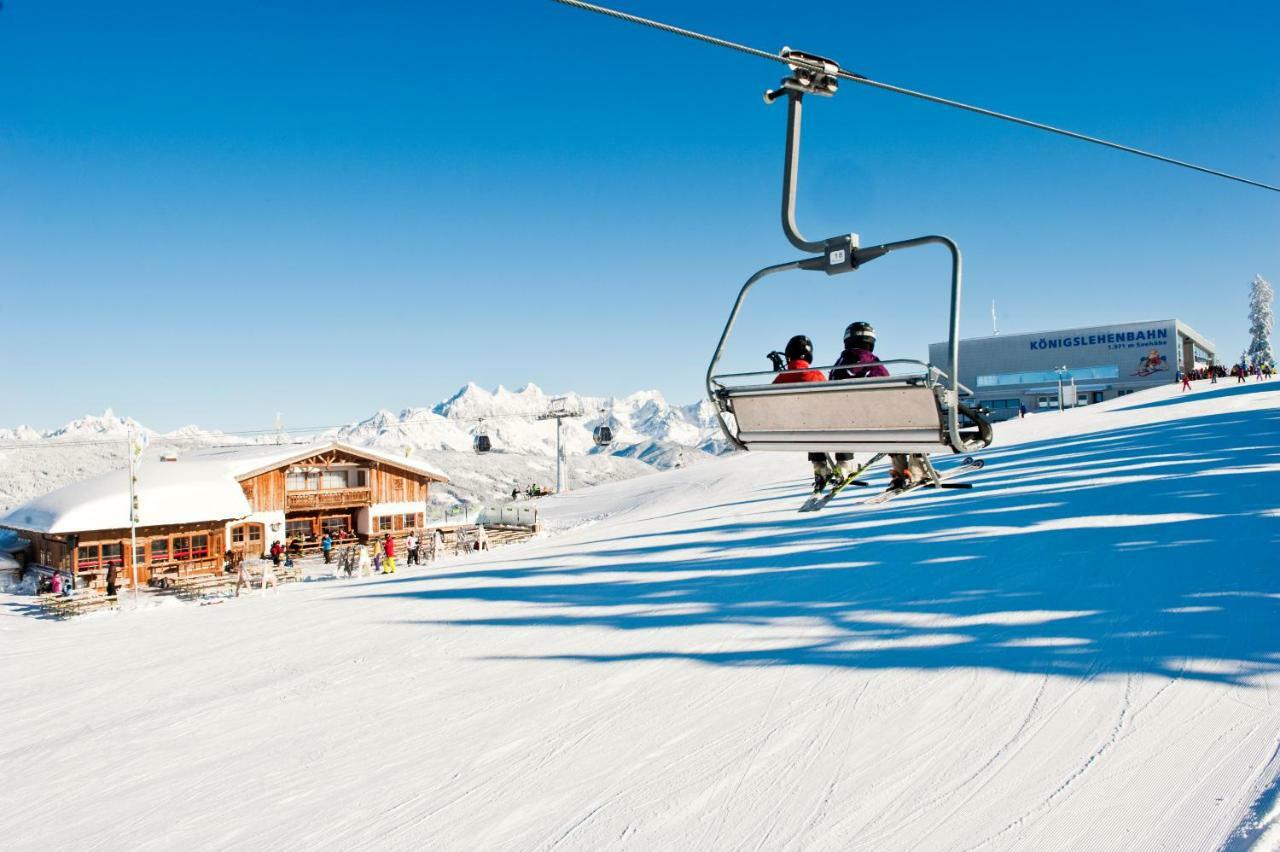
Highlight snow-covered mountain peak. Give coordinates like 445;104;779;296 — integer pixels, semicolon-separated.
44;409;152;441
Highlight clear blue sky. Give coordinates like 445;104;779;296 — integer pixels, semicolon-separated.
2;1;1277;432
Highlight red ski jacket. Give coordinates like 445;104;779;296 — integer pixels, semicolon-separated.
773;359;826;384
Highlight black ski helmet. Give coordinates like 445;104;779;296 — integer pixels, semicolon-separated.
844;321;876;352
784;334;813;363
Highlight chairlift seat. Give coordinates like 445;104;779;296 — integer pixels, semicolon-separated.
713;367;985;454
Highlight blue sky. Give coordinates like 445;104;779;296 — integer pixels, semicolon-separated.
2;1;1277;432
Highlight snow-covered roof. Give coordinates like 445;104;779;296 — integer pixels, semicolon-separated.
0;441;447;536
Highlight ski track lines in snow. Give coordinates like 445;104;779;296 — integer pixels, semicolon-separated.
2;381;1280;850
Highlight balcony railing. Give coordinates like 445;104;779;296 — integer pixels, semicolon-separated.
286;487;372;511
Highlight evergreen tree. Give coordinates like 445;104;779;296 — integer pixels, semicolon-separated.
1247;274;1275;368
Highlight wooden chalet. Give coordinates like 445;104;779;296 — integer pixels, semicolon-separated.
0;442;447;593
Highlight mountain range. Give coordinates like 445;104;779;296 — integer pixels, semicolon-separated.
0;384;729;512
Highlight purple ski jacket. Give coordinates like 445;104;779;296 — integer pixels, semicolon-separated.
829;348;889;380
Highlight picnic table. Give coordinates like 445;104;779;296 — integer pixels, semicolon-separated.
40;590;118;618
167;574;237;600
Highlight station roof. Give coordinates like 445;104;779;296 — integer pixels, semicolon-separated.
929;319;1216;353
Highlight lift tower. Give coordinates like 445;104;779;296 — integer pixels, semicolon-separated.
537;396;583;494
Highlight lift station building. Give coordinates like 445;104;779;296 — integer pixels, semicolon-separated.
929;319;1216;418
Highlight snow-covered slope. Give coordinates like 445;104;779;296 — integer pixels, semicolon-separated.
2;379;1278;849
0;385;724;513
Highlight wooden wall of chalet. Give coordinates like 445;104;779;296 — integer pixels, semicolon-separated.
1;520;229;592
238;450;434;514
369;465;430;504
240;469;286;513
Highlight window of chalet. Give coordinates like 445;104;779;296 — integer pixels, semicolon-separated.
353;470;368;487
402;514;418;529
322;470;348;490
321;517;348;535
286;520;312;541
77;544;100;569
287;470;325;491
101;543;124;569
151;538;169;563
191;535;210;560
248;525;262;543
173;536;191;560
231;527;245;545
135;544;147;565
377;516;392;532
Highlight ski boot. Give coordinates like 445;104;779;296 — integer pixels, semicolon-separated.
887;469;913;492
812;461;834;493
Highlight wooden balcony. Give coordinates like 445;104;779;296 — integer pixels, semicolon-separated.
286;487;372;511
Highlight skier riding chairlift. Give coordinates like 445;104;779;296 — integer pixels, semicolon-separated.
769;334;838;492
828;321;928;490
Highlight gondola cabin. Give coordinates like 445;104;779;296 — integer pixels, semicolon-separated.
474;434;492;454
592;425;614;447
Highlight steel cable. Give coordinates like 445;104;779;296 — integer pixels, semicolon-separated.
551;0;1280;193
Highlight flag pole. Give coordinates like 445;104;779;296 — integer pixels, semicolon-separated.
127;427;147;610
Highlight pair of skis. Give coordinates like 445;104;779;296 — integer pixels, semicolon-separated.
798;454;986;512
798;452;885;513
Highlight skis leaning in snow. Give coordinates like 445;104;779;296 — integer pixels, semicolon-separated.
861;457;986;507
799;453;886;513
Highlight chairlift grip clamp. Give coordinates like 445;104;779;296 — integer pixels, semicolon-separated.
763;48;841;103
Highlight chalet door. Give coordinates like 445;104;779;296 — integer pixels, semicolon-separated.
229;523;265;560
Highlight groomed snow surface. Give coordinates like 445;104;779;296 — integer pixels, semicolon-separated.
3;379;1279;850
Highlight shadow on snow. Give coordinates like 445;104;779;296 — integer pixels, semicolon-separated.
360;403;1280;685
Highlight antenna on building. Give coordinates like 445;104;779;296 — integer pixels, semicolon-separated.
274;412;283;445
991;300;999;335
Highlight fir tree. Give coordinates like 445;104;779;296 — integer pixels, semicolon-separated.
1247;274;1275;368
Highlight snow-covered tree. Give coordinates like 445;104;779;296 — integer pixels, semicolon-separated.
1246;274;1275;368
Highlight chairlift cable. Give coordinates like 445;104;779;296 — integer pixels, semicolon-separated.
551;0;1280;194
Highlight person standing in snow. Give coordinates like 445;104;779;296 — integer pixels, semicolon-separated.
50;571;63;596
321;533;333;565
829;321;924;491
771;334;833;493
270;540;283;567
382;535;396;574
1182;370;1193;392
260;560;278;594
235;556;253;597
406;531;419;566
